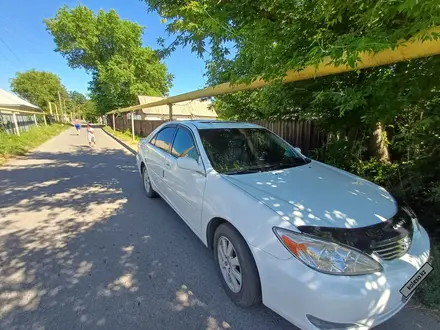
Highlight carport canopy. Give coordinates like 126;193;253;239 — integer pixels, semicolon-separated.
0;88;43;114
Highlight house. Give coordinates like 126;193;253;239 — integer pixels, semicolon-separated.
130;95;218;121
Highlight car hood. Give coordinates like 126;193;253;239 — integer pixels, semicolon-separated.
223;161;398;229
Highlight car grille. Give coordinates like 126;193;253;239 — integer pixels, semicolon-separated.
372;235;412;260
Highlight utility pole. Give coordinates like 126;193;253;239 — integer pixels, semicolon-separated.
58;91;64;122
54;103;60;122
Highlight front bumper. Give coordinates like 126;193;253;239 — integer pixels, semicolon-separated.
252;226;431;330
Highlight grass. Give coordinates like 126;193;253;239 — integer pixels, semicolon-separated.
104;126;140;151
0;124;69;165
417;242;440;311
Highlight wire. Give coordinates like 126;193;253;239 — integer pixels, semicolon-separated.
0;35;23;65
0;47;11;63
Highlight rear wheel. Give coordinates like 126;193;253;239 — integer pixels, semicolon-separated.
213;223;261;307
142;166;158;198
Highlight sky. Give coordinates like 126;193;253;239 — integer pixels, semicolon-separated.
0;0;207;97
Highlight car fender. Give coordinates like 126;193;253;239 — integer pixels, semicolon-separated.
201;172;296;260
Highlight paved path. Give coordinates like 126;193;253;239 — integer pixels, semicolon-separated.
0;127;438;330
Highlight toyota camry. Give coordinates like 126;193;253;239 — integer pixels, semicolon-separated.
136;120;431;330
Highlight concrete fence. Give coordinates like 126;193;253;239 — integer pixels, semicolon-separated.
0;113;52;135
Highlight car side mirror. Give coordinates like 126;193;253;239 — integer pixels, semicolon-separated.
294;147;302;154
176;156;205;174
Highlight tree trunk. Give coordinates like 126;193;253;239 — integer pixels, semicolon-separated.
369;122;390;162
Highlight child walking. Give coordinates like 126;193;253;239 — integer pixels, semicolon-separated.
87;123;96;147
74;120;81;135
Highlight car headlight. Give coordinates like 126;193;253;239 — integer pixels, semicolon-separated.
273;227;383;275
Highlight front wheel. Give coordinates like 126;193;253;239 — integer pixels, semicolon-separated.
213;223;261;307
142;166;158;198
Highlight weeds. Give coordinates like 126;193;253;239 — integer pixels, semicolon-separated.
104;126;140;150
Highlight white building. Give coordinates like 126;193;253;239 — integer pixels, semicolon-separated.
130;95;218;121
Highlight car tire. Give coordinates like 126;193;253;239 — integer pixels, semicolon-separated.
142;166;158;198
213;223;261;307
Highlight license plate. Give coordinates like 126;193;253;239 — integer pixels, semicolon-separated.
400;262;434;298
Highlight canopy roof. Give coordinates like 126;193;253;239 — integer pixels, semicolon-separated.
0;88;42;112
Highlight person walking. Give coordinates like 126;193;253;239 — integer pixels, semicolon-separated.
87;123;96;147
74;120;81;135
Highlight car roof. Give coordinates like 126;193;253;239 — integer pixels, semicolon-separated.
175;120;263;130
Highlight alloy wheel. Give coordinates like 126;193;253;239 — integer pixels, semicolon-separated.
217;236;242;293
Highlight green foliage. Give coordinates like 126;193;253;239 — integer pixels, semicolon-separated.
10;70;68;111
82;100;100;122
0;124;69;164
145;0;440;85
64;91;98;122
68;91;87;106
44;5;173;114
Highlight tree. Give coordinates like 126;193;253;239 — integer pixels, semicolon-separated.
44;5;173;114
66;91;88;119
145;0;440;84
82;100;100;122
10;70;68;111
68;91;87;106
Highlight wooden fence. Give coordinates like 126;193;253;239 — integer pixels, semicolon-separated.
248;120;326;154
108;116;168;137
107;115;326;154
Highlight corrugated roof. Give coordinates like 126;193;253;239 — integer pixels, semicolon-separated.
138;95;217;118
0;88;42;112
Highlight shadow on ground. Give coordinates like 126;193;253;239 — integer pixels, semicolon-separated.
0;145;293;330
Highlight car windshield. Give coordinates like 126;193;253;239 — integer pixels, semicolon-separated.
198;127;309;174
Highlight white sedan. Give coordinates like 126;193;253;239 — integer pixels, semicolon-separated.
136;120;431;330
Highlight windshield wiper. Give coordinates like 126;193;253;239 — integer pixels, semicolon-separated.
223;169;261;175
262;160;307;171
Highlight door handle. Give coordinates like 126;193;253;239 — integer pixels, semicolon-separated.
164;162;171;169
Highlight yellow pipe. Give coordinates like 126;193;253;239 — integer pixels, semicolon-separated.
107;26;440;115
0;107;46;115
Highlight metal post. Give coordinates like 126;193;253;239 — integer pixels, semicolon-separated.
112;113;116;130
33;114;38;126
12;113;20;136
43;115;47;126
168;104;173;120
131;111;135;141
48;101;53;115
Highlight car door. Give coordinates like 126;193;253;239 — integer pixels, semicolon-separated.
162;126;206;235
145;126;177;198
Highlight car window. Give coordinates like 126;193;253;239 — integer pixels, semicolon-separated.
152;127;176;153
198;128;309;174
171;128;198;160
